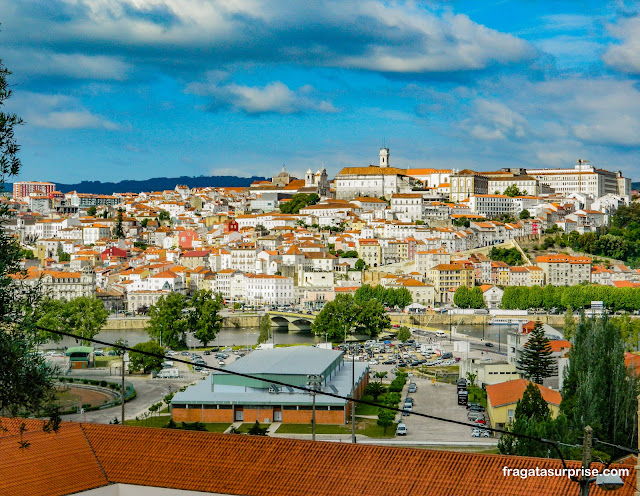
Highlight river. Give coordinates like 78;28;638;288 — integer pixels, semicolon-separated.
42;326;372;350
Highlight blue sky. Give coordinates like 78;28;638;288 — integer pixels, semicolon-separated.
2;0;640;184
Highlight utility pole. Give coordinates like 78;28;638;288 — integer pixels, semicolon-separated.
306;374;322;441
121;353;125;423
579;425;593;496
351;348;356;444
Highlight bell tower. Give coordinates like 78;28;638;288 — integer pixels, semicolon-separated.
379;147;390;167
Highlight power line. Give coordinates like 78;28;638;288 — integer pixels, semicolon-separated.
38;325;571;466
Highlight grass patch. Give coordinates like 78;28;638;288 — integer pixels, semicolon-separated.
124;416;230;433
355;393;401;416
94;356;118;368
276;424;350;434
159;406;169;414
276;419;396;438
125;415;171;427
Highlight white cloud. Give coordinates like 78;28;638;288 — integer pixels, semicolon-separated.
1;0;535;77
4;48;131;81
465;99;528;141
9;92;119;130
603;16;640;73
187;80;338;115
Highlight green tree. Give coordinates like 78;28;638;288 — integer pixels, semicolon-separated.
377;408;395;434
113;208;125;238
341;250;359;258
189;290;223;347
394;287;412;308
147;293;189;348
279;193;320;214
365;382;387;402
397;326;411;343
563;307;576;340
87;206;97;216
128;341;165;373
354;259;366;271
61;297;108;345
158;210;171;222
504;184;524;197
140;218;149;228
311;294;360;341
519;209;531;219
516;321;556;384
257;314;272;345
469;287;485;309
0;59;58;419
562;316;640;455
356;299;390;338
20;248;35;259
453;285;471;308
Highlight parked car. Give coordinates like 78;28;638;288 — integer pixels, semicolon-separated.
466;402;483;410
396;423;408;436
468;404;485;413
472;428;490;438
408;383;417;393
405;397;414;405
483;342;494;347
402;404;412;416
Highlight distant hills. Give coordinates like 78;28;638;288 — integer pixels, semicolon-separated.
3;175;268;195
633;181;639;190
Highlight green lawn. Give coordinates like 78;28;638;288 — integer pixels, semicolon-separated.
355;393;400;416
124;416;230;432
276;419;395;438
94;356;118;368
125;415;171;428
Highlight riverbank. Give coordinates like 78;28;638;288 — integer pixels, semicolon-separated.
103;314;262;331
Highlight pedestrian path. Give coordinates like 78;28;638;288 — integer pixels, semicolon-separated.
267;422;281;434
224;421;242;433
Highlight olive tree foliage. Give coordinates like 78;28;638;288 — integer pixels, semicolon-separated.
0;59;59;422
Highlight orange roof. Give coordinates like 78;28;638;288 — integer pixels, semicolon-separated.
486;379;562;408
536;254;591;264
0;418;633;496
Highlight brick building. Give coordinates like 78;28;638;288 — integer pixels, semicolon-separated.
171;346;369;425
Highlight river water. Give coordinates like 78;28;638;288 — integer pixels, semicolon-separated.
42;327;373;350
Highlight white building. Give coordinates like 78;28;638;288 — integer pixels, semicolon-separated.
334;148;415;200
245;274;294;306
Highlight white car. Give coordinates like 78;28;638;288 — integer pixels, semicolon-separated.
471;428;490;438
368;360;378;365
396;423;408;436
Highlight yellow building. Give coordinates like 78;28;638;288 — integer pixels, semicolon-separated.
358;239;382;268
427;263;474;293
486;379;561;429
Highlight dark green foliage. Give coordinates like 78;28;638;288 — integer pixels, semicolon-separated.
312;293;389;340
279;193;320;214
257;314;271;344
354;259;366;271
190;290;224;347
453;285;470;308
247;420;268;435
516;321;556;384
561;316;640;456
519;209;531;219
396;326;411;343
181;421;207;431
503;184;524;197
489;247;523;266
388;372;408;393
354;284;412;308
128;341;166;373
158;210;170;222
87;206;97;216
113;208;125;238
365;382;387;402
377;408;395;434
147;293;190;348
341;250;359;258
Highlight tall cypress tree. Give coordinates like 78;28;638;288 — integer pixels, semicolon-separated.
517;321;557;384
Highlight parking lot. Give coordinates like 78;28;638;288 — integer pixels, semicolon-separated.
393;376;497;445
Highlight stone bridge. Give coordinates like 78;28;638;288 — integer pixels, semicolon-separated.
267;311;315;331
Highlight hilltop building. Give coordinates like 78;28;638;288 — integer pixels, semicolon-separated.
334;148;415;200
